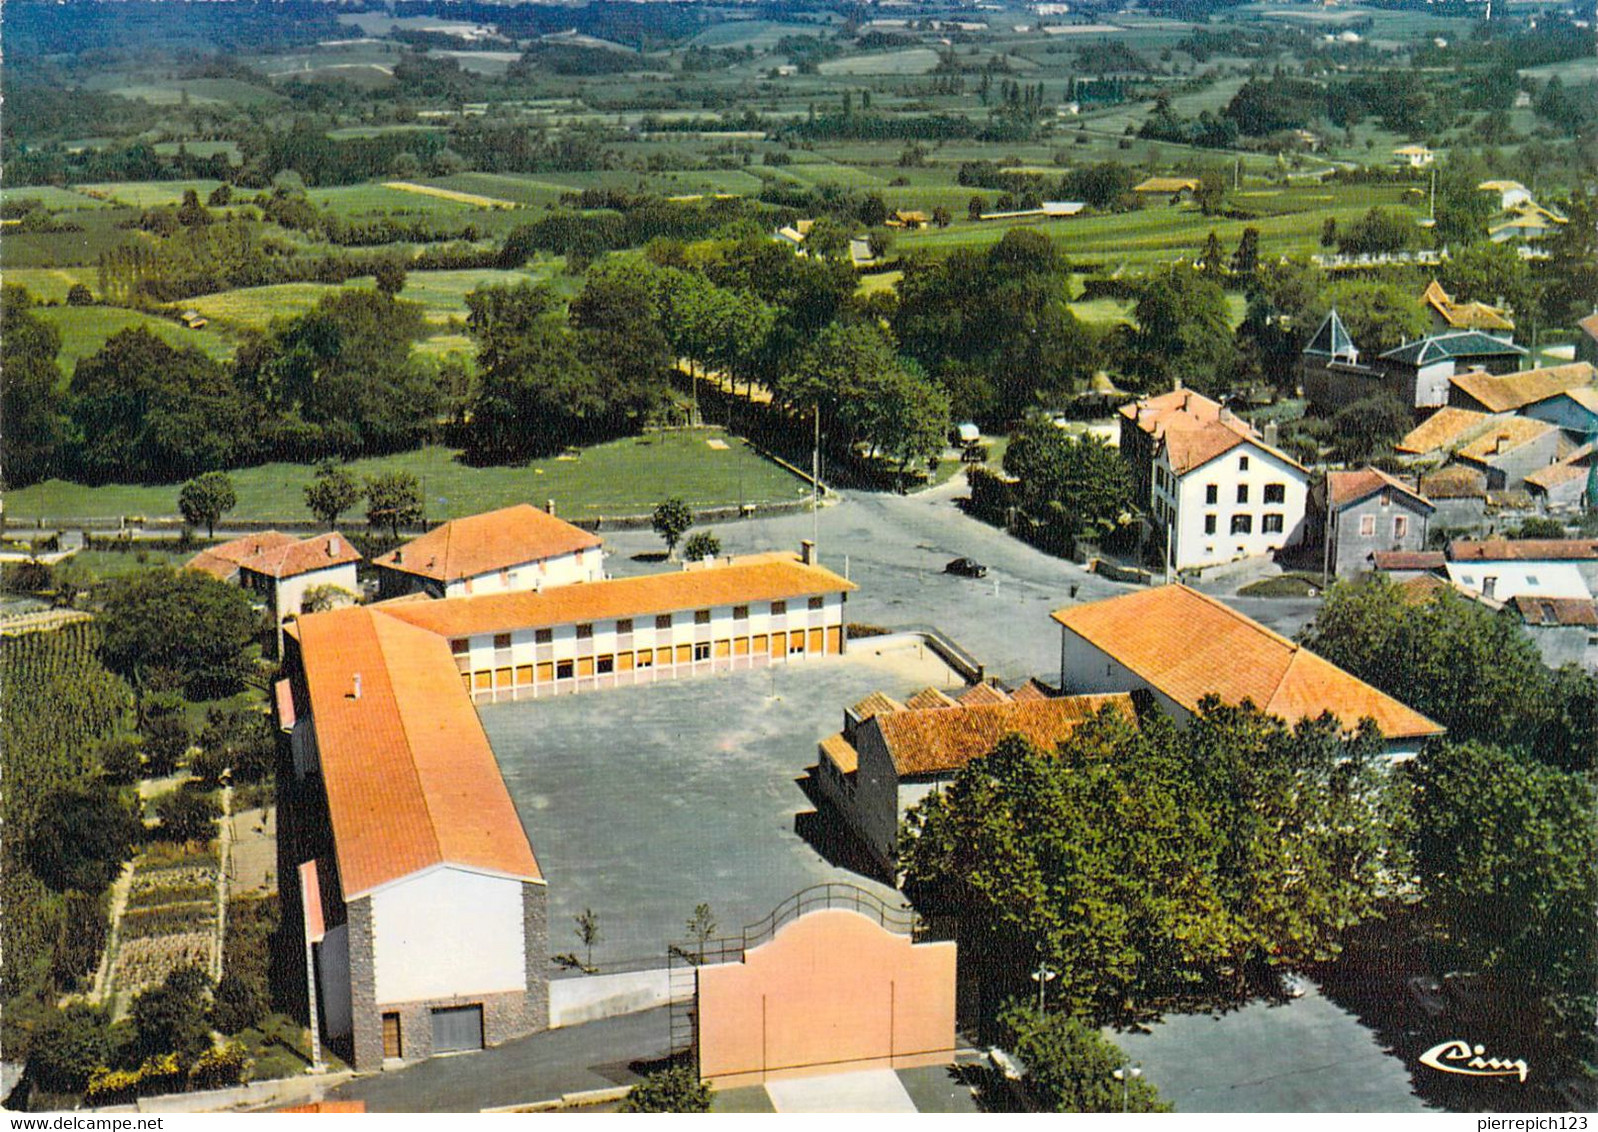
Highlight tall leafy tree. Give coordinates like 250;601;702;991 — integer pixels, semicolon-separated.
1126;268;1236;396
70;328;251;483
99;567;258;700
364;471;424;538
1003;421;1133;554
0;286;71;488
302;462;362;527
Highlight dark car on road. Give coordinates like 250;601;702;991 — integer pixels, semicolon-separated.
945;557;988;578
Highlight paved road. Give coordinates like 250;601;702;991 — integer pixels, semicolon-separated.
600;481;1322;687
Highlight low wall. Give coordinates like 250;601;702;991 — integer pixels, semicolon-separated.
549;968;671;1029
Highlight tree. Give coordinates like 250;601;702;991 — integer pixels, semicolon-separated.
1003;422;1132;555
1298;578;1587;765
1193;168;1226;216
1128;269;1236;397
364;471;423;538
575;908;601;970
619;1065;713;1112
100;568;258;700
1432;155;1496;248
1336;207;1417;257
1319;216;1338;248
932;205;952;228
685;903;718;961
71;328;252;484
1230;227;1260;276
155;785;221;845
900;706;1394;1024
373;256;409;299
178;472;237;538
1330;394;1410;463
683;531;721;561
198;705;275;784
303;462;362;527
211;972;268;1036
1199;230;1226;279
24;783;141;894
1001;1005;1170;1112
1407;742;1597;1042
66;283;95;306
652;498;694;557
1512;516;1566;540
1309;280;1428;356
1;286;71;488
968;195;985;221
131;965;213;1061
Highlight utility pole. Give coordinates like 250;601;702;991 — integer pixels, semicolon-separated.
812;404;821;551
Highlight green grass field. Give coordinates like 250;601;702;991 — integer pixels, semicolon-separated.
0;186;110;211
5;268;102;304
818;48;942;75
2;208;144;268
75;180;227;209
34;306;234;382
6;431;810;523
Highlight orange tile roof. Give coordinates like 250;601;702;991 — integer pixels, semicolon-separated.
874;693;1137;777
1009;679;1051;703
819;732;858;775
1455;417;1556;463
1418;464;1487;499
850;690;905;721
1449;363;1595;414
1119;389;1229;433
1396;407;1494;455
239;532;361;579
374;555;856;638
294;606;541;898
1579;312;1598;343
956;682;1012;707
905;687;960;711
1422;280;1514;332
1160;419;1252;475
1325;467;1431;511
1525;444;1595;492
1051;585;1443;740
186;531;298;580
1448;538;1598;562
1371;550;1445;572
374;503;601;583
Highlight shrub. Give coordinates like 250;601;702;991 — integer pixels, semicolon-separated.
66;283;95;306
137;1051;185;1096
85;1066;142;1106
29;1005;111;1094
211;972;268;1036
682;530;721;561
619;1065;713;1112
154;786;220;846
131;965;213;1061
189;1042;251;1090
1002;1004;1170;1112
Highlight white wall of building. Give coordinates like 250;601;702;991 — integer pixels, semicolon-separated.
1152;444;1309;571
271;563;359;624
442;547;605;598
370;867;527;1005
1444;561;1592;602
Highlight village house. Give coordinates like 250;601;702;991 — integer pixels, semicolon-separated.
1132;176;1199;201
1395;406;1497;462
814;682;1134;870
373;502;603;600
1120;389;1309;572
1507;595;1598;671
1478;179;1532;212
1421;279;1514;337
1488;202;1567;248
1377;332;1528;411
1417;465;1489;529
1313;467;1434;579
188;531;362;657
1053;584;1445;759
1450;417;1561;491
1525;444;1596;512
1393;144;1434;169
1449;362;1596;418
1443;538;1598;603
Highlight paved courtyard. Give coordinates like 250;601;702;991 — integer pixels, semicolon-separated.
1106;979;1434;1113
478;642;962;966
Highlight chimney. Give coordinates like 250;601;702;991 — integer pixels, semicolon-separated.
1263;420;1280;446
1495;433;1510;455
352;672;362;700
394;549;403;564
546;499;556;516
1172;376;1184;391
327;534;339;557
800;539;816;566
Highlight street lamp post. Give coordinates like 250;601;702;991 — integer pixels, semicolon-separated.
1112;1062;1142;1113
1030;961;1057;1013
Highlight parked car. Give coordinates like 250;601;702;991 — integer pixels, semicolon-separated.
946;557;988;578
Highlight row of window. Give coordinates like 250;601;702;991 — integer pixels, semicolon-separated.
462;629;835;691
450;597;827;655
1205;483;1287;505
1203;513;1286;535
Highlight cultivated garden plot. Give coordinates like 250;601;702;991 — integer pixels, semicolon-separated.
102;842;222;1017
